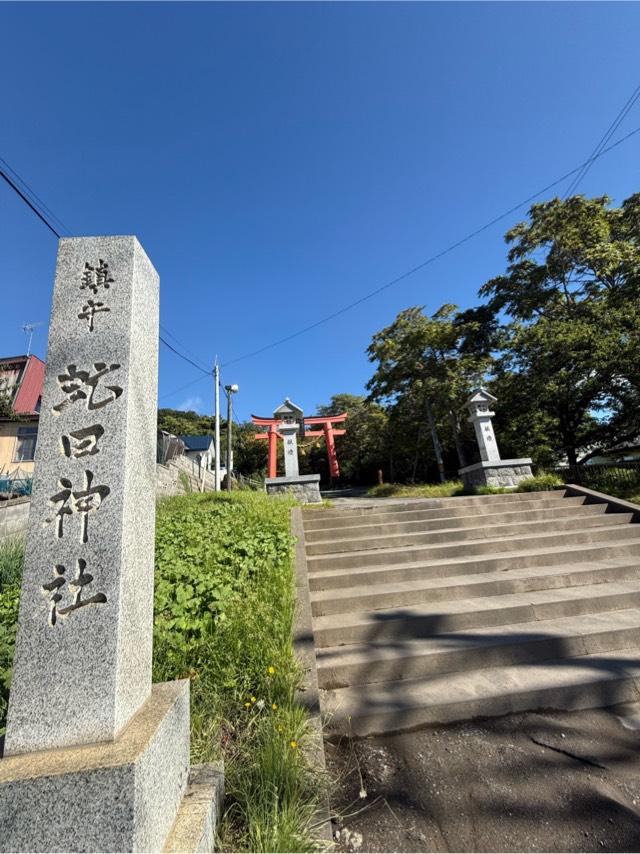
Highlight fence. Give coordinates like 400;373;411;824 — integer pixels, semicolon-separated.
553;461;640;495
0;472;33;499
234;472;264;491
157;430;186;465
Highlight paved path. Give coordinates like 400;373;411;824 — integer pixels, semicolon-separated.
327;704;640;852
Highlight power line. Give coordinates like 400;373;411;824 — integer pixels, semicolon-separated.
0;165;61;239
159;323;211;373
0;157;71;235
564;84;640;198
1;153;216;379
159;373;211;402
222;123;640;368
159;335;212;376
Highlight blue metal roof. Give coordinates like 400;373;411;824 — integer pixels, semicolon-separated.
179;434;214;452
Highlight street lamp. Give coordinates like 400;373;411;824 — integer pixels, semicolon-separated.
224;383;239;491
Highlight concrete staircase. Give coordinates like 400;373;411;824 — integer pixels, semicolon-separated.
302;490;640;736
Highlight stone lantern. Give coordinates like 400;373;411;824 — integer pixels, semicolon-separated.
457;388;533;488
264;398;321;503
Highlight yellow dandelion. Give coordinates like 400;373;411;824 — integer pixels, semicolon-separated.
267;666;276;675
244;702;251;709
290;740;298;750
250;696;257;703
272;703;278;711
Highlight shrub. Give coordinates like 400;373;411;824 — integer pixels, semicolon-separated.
368;480;464;499
0;536;24;736
153;491;324;851
0;536;24;588
515;473;564;492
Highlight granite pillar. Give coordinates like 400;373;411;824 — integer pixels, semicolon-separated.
0;237;222;852
280;422;300;478
458;388;532;489
6;237;159;756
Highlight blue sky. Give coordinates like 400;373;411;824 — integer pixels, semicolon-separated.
2;2;639;422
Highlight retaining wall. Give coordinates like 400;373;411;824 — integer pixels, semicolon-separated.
156;454;215;497
0;497;30;539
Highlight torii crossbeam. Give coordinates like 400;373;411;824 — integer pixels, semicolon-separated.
251;412;347;479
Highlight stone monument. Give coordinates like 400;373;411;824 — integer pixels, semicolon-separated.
0;237;222;852
457;389;533;489
265;399;321;503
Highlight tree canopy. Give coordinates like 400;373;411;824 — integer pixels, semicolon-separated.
158;192;640;485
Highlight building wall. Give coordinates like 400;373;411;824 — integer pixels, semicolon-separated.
0;421;37;475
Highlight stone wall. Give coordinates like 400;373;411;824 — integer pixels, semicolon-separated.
156;453;215;497
460;460;533;489
265;474;322;504
0;496;30;539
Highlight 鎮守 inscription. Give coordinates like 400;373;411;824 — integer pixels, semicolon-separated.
42;559;107;626
80;259;114;295
46;470;110;542
78;299;110;331
53;363;123;413
61;424;105;458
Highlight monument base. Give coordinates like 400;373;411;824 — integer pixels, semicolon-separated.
0;680;223;853
458;458;533;489
265;474;322;504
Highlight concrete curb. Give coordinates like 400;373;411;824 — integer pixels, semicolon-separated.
291;506;334;846
564;483;640;521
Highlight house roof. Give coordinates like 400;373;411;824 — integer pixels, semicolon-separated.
0;354;45;415
179;434;214;452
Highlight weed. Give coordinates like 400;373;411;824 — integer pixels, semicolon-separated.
0;536;24;736
0;536;24;588
0;494;324;849
153;491;326;851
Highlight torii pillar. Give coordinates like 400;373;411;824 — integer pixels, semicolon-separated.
251;400;347;502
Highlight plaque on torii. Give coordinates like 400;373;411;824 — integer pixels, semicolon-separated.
251;398;347;480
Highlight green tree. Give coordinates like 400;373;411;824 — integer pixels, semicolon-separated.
311;393;389;485
232;422;268;479
366;304;491;474
157;408;215;437
480;194;640;466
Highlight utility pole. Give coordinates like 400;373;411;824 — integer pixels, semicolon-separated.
224;384;239;491
214;363;221;492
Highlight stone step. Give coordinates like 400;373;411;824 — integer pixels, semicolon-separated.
308;539;640;592
317;608;640;688
303;499;603;541
307;522;640;573
312;580;640;647
303;490;571;527
321;649;640;736
305;511;630;556
311;558;640;617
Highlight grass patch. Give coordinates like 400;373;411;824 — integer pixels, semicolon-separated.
0;494;325;851
153;490;325;851
367;472;564;499
0;536;23;736
514;473;563;492
0;536;24;588
367;480;465;498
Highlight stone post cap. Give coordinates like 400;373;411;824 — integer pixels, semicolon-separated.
465;388;497;421
273;398;303;423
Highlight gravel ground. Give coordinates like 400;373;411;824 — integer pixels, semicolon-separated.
325;705;640;852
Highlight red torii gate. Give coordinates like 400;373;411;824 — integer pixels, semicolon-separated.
251;412;347;479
